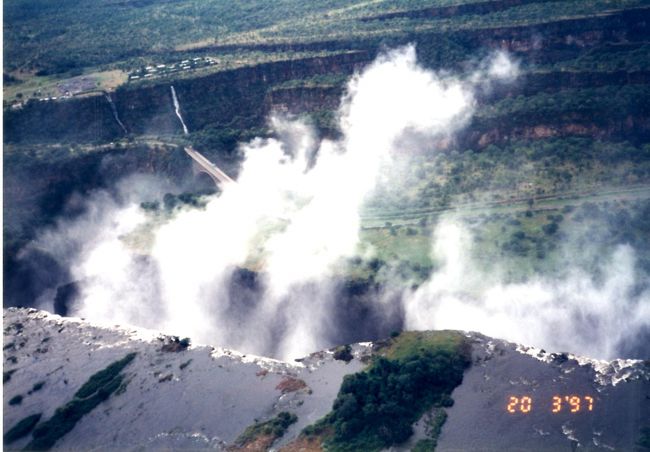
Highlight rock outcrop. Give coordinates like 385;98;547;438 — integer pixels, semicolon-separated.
3;308;648;450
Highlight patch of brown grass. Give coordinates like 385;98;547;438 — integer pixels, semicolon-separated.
279;434;324;452
275;376;307;394
228;433;275;452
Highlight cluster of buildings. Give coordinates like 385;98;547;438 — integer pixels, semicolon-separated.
128;56;218;81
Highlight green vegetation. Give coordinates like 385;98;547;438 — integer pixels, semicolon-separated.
74;352;136;399
378;331;469;361
359;228;432;273
638;426;650;449
548;43;650;72
161;192;211;211
477;85;650;125
467;196;650;279
235;411;298;447
303;331;470;451
333;345;354;363
412;409;447;451
4;0;647;102
9;394;24;405
272;73;348;90
420;409;448;450
366;137;650;217
359;135;650;283
26;353;137;450
3;140;189;263
3;413;42;444
4;369;17;384
190;126;267;157
413;438;437;452
360;192;650;285
5;1;357;74
232;0;645;49
141;192;213;213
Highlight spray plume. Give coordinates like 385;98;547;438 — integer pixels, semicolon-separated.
151;45;492;358
404;220;650;360
35;46;637;361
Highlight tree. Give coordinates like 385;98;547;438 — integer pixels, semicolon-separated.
542;222;559;235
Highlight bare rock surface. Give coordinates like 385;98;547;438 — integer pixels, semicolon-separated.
3;308;366;450
3;308;648;450
436;334;649;451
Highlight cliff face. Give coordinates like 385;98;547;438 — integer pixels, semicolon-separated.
444;7;650;60
266;86;344;115
3;308;648;451
4;52;370;145
3;144;189;234
5;7;649;146
3;143;191;311
3;95;124;144
484;71;650;101
466;117;650;148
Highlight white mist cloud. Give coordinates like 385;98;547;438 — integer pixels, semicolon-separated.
35;45;523;360
487;50;520;81
29;175;170;329
404;220;650;360
149;44;496;358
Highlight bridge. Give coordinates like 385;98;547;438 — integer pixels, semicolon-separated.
184;146;235;186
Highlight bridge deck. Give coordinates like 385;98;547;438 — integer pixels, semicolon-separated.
185;147;235;185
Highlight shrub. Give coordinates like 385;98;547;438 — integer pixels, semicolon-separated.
235;412;298;447
542;222;559;235
4;413;42;444
413;439;436;452
161;336;191;352
9;394;23;405
307;333;470;451
75;352;136;398
140;201;160;211
179;359;193;370
333;345;354;363
4;369;17;383
26;352;136;450
29;377;124;450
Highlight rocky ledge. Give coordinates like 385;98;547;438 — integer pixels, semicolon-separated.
3;308;648;451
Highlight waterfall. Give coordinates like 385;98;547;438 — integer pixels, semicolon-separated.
104;93;127;134
171;85;189;135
